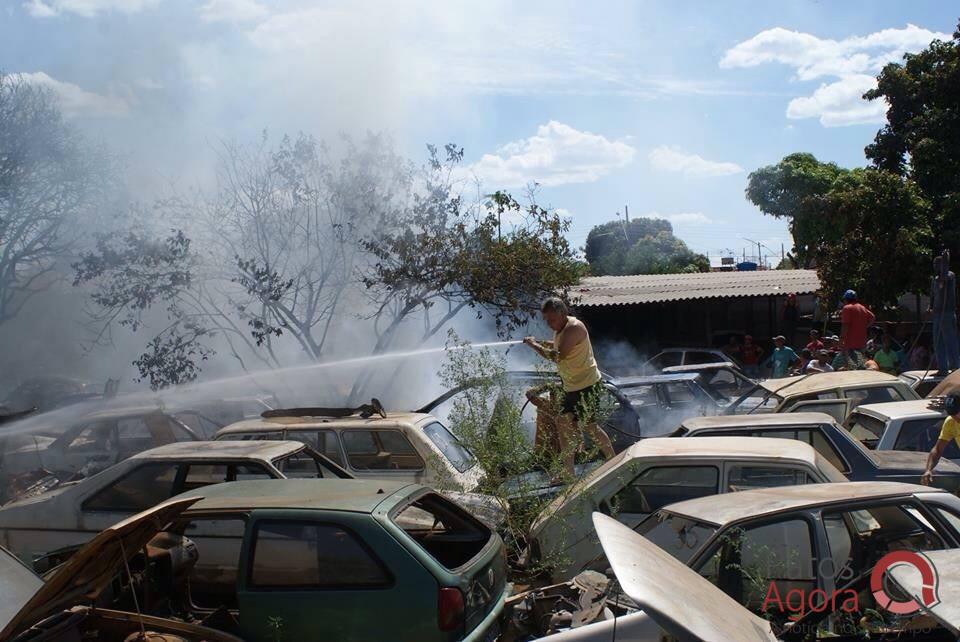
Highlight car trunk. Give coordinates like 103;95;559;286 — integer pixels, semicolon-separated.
392;493;505;638
866;450;960;491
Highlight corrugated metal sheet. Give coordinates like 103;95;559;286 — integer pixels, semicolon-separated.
572;269;820;307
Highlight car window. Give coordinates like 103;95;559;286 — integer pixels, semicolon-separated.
823;504;947;578
249;521;390;589
612;466;719;515
273;450;335;478
173;411;222;439
663;382;697;404
118;413;189;452
179;463;273;493
726;465;812;491
393;493;491;570
786;400;849;423
933;507;960;536
895;417;960;458
227;431;283;442
635;512;717;564
422;422;474;473
698;519;815;618
843;413;885;448
846;386;905;406
180;517;246;609
65;420;114;452
283;429;345;467
915;381;939;397
684;352;720;365
83;463;179;512
341;430;425;470
721;427;849;473
651;352;682;370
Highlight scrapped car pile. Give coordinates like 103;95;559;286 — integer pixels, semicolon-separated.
3;368;960;641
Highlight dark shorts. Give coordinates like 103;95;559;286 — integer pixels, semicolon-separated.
561;381;603;420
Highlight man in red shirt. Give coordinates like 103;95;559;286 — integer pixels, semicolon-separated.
840;289;875;368
805;329;824;354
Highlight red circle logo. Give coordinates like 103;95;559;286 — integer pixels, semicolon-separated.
870;551;940;615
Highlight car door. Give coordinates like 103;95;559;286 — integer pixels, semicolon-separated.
237;511;437;642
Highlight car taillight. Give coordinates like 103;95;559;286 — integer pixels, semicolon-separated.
438;587;465;632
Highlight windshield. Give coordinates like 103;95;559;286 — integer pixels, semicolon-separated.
422;422;475;473
725;384;783;414
635;511;717;564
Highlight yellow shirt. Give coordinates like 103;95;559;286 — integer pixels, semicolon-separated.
939;416;960;444
554;316;601;392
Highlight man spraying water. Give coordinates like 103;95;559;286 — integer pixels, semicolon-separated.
524;297;615;477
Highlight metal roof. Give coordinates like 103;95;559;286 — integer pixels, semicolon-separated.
572;269;820;307
664;481;943;526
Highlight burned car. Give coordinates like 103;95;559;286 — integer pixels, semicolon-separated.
0;497;240;642
145;479;508;642
524;436;845;583
543;482;960;641
0;440;351;565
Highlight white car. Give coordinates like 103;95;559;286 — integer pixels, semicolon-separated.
642;347;733;373
214;407;483;492
0;440;350;564
525;436;846;582
844;398;953;457
898;369;947;397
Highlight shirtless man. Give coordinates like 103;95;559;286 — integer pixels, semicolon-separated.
524;297;615;476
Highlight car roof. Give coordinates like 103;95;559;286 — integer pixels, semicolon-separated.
900;370;944;380
656;348;724;354
662;362;738;373
216;412;432;433
663;481;943;526
854;399;945;421
130;440;303;462
681;412;837;430
610;373;701;386
623;436;820;468
176;479;415;513
757;370;903;396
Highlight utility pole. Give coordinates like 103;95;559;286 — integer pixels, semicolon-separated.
624;205;630;223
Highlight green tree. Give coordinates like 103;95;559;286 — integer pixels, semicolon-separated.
745;153;852;266
584;218;671;274
865;22;960;253
584;217;707;275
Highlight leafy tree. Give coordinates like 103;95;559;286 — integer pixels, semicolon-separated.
584;218;671;275
583;217;707;275
865;22;960;253
810;170;933;306
745;153;851;266
0;73;114;325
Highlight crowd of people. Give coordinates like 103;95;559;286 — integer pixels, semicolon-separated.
723;289;948;378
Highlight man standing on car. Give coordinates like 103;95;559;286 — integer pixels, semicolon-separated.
840;290;874;369
524;297;615;476
921;395;960;486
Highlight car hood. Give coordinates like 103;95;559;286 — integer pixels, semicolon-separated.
0;496;199;640
887;549;960;636
593;512;777;642
869;449;960;473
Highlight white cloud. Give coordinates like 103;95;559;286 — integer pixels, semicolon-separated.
648;146;743;178
663;212;712;226
198;0;267;24
24;0;160;18
465;121;636;188
721;24;949;127
786;75;887;127
16;72;129;118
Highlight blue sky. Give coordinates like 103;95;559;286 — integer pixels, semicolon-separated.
2;0;956;265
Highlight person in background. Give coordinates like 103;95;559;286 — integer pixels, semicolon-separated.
797;348;812;374
782;293;799;345
873;335;899;374
739;334;764;379
930;253;959;374
722;335;741;361
840;290;874;370
524;297;615;477
806;349;835;373
863;352;880;371
805;329;824;354
909;336;932;371
921;394;960;485
764;335;799;378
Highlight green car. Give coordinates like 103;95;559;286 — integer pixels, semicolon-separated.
162;479;508;642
